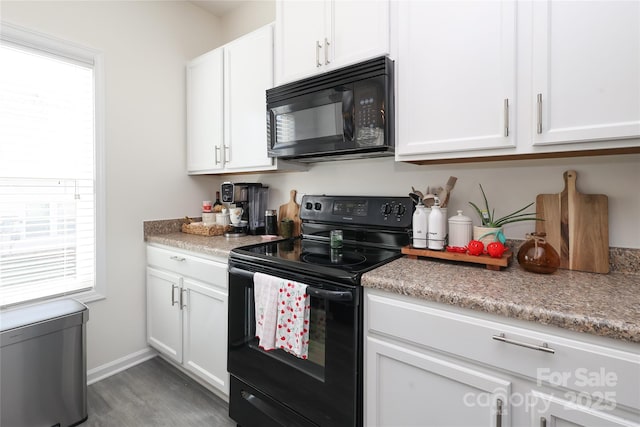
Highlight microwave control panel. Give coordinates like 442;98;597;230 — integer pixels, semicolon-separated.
353;81;385;146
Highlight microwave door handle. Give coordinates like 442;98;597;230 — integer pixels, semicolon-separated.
342;90;354;142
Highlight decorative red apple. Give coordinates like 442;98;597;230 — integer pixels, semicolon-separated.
486;241;506;258
467;240;484;256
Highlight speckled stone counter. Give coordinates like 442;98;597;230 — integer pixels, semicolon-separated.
143;218;274;258
362;257;640;344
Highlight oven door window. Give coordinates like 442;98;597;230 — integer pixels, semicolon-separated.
269;86;354;155
248;288;330;379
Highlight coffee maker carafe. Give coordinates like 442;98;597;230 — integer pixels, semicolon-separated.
220;182;269;235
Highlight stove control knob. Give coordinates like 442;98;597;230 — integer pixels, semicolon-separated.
395;204;406;216
305;202;313;210
314;202;322;211
380;203;392;215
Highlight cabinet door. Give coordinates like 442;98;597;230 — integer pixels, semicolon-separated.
223;25;274;171
186;48;224;174
395;0;517;158
529;391;634;427
146;267;183;363
275;0;326;84
366;337;511;427
330;0;389;70
531;1;640;147
183;278;229;395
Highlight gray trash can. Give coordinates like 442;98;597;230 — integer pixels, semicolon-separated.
1;299;89;427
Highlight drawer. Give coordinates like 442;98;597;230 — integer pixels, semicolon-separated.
366;290;640;410
147;245;227;290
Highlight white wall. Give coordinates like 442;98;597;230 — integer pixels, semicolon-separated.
221;0;275;43
223;154;640;249
1;0;221;370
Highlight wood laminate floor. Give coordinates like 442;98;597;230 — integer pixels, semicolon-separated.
84;356;235;427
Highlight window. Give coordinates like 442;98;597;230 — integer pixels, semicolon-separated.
0;23;105;307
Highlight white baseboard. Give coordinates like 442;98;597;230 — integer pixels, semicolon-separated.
87;347;158;385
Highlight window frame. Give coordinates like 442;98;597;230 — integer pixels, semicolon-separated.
1;21;106;307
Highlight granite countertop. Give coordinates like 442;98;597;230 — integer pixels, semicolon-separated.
362;256;640;344
145;232;269;258
145;218;639;344
143;218;278;258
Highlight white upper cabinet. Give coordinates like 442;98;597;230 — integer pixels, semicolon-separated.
186;48;224;173
395;0;517;156
395;0;640;162
275;0;390;85
531;0;640;146
186;24;305;174
223;25;274;171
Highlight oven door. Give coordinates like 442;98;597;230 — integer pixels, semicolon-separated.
228;260;362;427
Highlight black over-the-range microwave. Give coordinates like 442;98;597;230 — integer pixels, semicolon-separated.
266;56;394;162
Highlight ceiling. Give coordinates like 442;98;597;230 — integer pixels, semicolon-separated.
189;0;249;16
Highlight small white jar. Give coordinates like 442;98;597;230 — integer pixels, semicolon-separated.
448;210;473;248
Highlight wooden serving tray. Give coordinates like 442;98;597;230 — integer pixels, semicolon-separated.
401;245;513;271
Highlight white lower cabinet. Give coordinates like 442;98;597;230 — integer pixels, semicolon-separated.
367;337;510;426
364;288;640;427
146;245;228;397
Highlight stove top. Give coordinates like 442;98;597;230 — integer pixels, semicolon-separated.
230;237;404;284
229;195;414;285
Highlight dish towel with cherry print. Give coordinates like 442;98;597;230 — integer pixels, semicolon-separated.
275;280;310;359
253;272;281;351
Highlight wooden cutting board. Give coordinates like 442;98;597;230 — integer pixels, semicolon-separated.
278;189;301;237
536;170;609;273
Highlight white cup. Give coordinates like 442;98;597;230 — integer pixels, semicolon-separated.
216;213;230;226
230;208;243;225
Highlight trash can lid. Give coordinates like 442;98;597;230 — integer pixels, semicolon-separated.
0;299;88;332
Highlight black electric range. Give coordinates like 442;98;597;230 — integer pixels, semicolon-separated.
227;195;413;427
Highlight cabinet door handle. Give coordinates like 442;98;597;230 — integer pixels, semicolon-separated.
496;398;503;427
316;40;322;67
324;38;330;65
536;93;543;134
180;288;187;310
503;99;509;137
224;145;230;163
492;333;555;354
171;284;178;306
170;255;186;262
214;145;221;165
540;417;547;427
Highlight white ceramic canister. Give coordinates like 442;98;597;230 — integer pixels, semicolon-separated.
448;210;473;248
412;200;429;248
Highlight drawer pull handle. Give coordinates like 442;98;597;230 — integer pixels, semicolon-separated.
170;256;186;262
492;333;555;354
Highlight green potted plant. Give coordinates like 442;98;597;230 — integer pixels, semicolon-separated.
468;184;542;245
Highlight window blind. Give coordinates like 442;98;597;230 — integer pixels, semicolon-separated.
0;33;97;306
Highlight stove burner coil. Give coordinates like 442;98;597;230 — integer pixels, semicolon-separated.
301;252;367;267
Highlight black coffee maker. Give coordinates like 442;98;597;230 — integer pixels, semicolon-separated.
220;182;269;235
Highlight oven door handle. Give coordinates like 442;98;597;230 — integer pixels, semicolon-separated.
229;267;353;302
306;286;353;302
